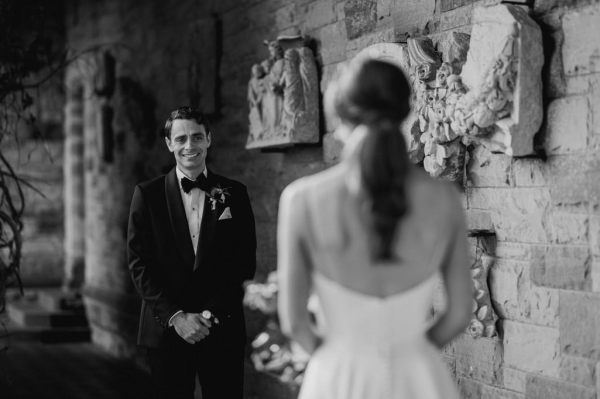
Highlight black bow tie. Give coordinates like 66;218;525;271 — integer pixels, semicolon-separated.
181;174;210;193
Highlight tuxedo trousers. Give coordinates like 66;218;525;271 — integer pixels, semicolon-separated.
147;325;245;399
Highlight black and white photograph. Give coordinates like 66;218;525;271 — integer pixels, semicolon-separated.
1;0;599;398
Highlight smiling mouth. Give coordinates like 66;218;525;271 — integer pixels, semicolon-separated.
182;153;200;158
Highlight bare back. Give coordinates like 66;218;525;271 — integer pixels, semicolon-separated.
298;163;463;298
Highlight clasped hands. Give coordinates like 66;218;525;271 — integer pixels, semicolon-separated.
171;312;215;345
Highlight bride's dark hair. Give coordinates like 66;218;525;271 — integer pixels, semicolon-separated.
327;59;412;261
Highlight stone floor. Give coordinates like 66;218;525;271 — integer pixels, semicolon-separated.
0;342;156;399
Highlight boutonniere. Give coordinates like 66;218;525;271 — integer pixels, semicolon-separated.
207;184;231;210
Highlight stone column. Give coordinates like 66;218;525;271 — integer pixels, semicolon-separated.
62;84;86;292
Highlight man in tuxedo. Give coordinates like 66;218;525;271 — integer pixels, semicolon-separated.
127;106;256;399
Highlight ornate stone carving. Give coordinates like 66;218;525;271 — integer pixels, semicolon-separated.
246;35;319;149
468;236;498;339
404;4;543;182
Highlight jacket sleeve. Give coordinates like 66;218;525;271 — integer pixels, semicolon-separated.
127;185;180;327
204;183;257;318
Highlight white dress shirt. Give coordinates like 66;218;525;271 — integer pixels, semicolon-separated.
175;167;207;255
169;167;207;327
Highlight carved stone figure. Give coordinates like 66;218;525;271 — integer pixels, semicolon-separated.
262;40;285;133
280;49;304;132
407;37;466;184
246;35;319;149
248;64;266;141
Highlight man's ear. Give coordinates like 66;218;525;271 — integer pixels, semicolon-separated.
165;136;174;152
207;132;212;148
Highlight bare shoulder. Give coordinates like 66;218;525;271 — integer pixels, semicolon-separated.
281;164;346;204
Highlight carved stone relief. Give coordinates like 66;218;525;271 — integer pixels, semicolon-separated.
468;236;498;339
246;35;319;149
404;4;543;182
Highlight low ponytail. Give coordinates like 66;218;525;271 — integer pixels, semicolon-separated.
360;120;410;261
326;59;412;261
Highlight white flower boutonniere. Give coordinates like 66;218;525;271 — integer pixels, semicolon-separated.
208;185;231;210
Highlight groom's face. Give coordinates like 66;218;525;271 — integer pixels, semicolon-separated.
165;119;211;176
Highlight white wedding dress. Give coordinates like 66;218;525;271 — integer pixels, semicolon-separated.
298;272;459;399
278;164;465;399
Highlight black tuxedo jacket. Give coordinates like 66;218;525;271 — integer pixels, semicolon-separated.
127;168;256;347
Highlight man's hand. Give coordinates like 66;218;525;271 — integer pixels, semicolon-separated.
171;312;212;344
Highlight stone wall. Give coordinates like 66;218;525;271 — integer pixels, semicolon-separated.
64;0;600;397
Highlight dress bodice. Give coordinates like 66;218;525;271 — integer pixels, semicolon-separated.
312;272;437;356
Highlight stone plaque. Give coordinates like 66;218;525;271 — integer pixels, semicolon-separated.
246;35;319;150
404;4;543;182
460;5;543;156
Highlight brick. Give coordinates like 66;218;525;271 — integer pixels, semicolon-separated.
392;0;435;35
320;61;346;101
560;291;600;360
481;386;524;399
548;155;600;208
300;0;336;31
344;26;396;54
466;145;512;187
543;96;588;155
454;335;503;385
438;3;473;31
511;158;547;187
314;21;347;65
467;188;551;243
592;78;600;136
525;374;595;399
503;320;560;377
466;209;493;232
377;0;394;20
323;132;343;164
560;355;597;387
531;245;591;290
273;3;296;30
440;0;477;12
440;353;457;379
495;242;546;261
592;259;600;292
503;367;527;393
548;213;588;245
490;258;559;327
343;0;377;40
564;75;593;96
562;3;600;76
458;377;484;399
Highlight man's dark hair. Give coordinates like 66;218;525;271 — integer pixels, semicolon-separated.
163;106;211;138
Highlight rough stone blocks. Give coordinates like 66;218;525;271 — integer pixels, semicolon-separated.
562;3;600;76
503;320;560;377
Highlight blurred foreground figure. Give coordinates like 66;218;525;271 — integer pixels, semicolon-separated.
277;59;472;399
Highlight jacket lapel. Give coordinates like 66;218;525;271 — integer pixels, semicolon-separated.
194;170;222;271
165;168;195;268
